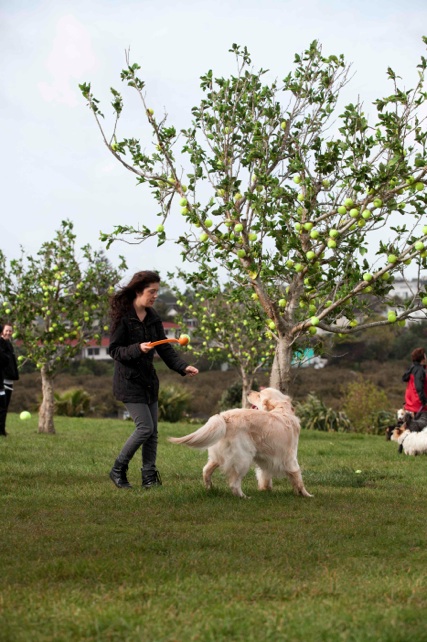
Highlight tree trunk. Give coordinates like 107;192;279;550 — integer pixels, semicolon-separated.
38;367;56;434
240;372;254;408
269;336;293;394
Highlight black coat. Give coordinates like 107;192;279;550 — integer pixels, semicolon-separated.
108;307;189;404
0;338;19;381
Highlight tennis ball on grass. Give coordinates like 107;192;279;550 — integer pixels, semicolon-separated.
20;411;31;420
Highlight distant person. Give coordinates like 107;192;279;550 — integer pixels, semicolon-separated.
108;270;199;489
0;323;20;437
402;347;427;433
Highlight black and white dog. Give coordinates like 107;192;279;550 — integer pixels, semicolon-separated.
386;408;427;455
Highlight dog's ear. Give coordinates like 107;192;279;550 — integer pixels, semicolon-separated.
264;399;275;412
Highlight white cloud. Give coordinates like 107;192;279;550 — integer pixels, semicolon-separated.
38;14;98;107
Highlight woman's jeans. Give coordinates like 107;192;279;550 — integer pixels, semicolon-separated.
116;402;158;473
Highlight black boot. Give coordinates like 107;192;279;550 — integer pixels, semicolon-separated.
109;460;132;489
142;469;162;489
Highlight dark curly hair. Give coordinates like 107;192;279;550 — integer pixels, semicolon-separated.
109;270;160;331
411;347;426;363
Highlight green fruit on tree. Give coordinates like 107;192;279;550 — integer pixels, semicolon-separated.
237;249;246;258
181;207;189;216
310;229;319;239
286;259;294;268
310;316;320;326
180;198;188;207
303;222;313;231
337;206;347;215
297;193;305;202
234;192;243;201
306;251;316;260
387;254;398;264
415;241;424;251
362;209;372;220
349;208;359;218
294;263;303;272
146;108;154;115
388;311;397;323
248;232;257;241
308;326;317;335
373;198;382;208
295;222;302;231
278;299;287;307
327;239;337;248
234;223;243;233
363;273;373;282
280;121;287;130
322;179;330;188
293;175;301;184
205;219;213;228
156;224;164;233
422;297;427;306
415;182;424;191
268;320;276;330
422;225;427;235
344;198;354;208
329;229;339;238
199;233;208;242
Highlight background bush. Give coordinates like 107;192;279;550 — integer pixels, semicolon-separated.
158;385;191;422
342;378;391;434
54;388;92;417
295;394;352;432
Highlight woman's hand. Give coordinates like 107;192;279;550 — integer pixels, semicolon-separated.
185;365;199;377
139;342;153;354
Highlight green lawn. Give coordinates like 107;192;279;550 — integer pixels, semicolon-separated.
1;414;427;642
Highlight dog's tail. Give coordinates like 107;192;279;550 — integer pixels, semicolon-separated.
168;414;226;449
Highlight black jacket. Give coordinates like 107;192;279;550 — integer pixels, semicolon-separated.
0;338;19;381
108;307;189;404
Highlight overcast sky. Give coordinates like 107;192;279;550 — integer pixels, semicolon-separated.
2;0;427;285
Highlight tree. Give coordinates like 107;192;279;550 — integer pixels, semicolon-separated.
172;274;276;406
0;220;126;433
80;39;427;393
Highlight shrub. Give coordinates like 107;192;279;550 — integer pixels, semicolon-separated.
54;388;92;417
295;393;352;432
218;381;261;411
342;378;391;434
158;385;191;422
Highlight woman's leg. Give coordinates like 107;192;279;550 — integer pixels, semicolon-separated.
140;402;158;474
117;402;156;466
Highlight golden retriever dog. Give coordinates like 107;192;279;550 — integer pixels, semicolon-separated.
168;387;312;499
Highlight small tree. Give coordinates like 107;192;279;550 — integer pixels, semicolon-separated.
0;220;126;433
172;274;276;406
342;378;390;433
80;39;427;393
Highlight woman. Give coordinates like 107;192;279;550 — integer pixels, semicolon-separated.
402;347;427;432
108;271;198;489
0;323;19;437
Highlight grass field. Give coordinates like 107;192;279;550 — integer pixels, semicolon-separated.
1;413;427;642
